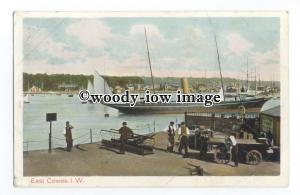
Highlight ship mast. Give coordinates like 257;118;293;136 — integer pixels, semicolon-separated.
214;34;225;101
144;27;155;93
254;66;257;97
246;57;249;91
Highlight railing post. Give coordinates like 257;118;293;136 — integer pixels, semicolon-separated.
24;142;29;153
90;128;93;144
212;113;215;131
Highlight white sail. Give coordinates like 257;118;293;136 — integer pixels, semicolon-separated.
24;94;30;103
218;88;225;102
94;70;112;94
87;80;94;93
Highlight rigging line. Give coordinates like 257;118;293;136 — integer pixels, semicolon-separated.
144;27;156;93
207;15;226;101
246;57;248;88
215;34;225;101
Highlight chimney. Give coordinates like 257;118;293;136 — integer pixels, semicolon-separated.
181;78;190;94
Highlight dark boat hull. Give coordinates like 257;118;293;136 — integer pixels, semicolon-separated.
103;97;270;114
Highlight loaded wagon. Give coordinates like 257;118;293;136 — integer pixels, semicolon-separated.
189;129;274;165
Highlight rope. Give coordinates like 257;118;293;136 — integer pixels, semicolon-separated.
51;136;65;141
73;132;90;140
23;139;48;143
52;142;65;147
76;138;91;145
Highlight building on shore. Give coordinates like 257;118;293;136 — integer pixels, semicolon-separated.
28;85;42;93
260;105;280;146
58;83;79;91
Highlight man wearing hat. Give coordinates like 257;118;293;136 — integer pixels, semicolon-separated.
118;122;133;154
165;121;176;152
178;121;190;157
229;133;239;167
64;121;74;152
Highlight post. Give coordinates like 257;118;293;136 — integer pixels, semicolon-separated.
90;128;93;144
212;113;215;131
46;113;56;153
153;121;156;132
24;142;29;153
48;121;52;153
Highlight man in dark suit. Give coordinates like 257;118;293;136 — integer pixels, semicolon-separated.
64;121;74;152
118;122;133;154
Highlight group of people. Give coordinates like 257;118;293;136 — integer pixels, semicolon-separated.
165;121;190;158
166;121;241;166
62;120;190;157
61;120;243;167
62;121;133;154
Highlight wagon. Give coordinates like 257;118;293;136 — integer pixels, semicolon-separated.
189;131;269;165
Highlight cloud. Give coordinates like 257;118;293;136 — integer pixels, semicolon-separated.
226;32;253;56
129;24;166;43
250;45;279;65
184;27;206;45
23;25;83;63
249;46;280;80
23;18;280;81
65;20;112;48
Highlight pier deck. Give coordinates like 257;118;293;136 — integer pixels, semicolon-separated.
23;132;279;176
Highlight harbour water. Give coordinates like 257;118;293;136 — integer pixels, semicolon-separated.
23;94;184;151
23;94;279;151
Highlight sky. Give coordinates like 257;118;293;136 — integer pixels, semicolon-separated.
22;17;280;81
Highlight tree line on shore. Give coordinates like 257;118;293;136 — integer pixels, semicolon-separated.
23;72;279;92
23;73;144;91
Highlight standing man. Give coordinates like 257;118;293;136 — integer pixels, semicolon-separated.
64;121;74;152
266;130;274;146
178;122;190;157
118;122;133;154
229;133;238;167
165;121;176;152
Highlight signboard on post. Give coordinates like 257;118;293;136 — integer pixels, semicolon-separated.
46;113;57;153
46;113;57;122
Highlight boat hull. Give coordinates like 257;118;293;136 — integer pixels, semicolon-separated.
103;98;270;114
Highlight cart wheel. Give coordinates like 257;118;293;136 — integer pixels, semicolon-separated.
213;146;231;164
246;150;262;165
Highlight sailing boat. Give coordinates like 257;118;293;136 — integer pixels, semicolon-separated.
93;70;112;94
100;28;269;114
24;94;30;103
92;71;112;118
87;80;94;93
82;79;95;104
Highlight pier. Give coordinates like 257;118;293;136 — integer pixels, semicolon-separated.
23;132;279;176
